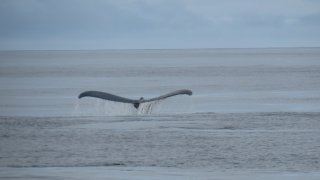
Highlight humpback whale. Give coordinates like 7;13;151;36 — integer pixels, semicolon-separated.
78;89;192;109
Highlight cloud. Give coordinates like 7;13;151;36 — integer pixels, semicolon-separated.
0;0;319;49
0;0;146;37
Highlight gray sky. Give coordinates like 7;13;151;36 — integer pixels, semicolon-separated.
0;0;319;50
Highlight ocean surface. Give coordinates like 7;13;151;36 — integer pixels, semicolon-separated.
0;48;320;179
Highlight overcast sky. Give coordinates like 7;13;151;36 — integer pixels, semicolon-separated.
0;0;319;50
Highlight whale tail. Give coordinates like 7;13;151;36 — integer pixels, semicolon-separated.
78;89;192;109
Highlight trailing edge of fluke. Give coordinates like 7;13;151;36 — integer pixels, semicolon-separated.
78;89;192;109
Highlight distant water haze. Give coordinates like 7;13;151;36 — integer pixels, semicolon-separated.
0;48;320;116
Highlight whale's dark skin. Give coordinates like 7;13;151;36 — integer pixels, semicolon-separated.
78;89;192;109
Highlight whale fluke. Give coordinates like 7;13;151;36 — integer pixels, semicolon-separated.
78;89;192;109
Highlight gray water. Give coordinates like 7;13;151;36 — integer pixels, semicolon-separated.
0;48;320;178
1;112;320;172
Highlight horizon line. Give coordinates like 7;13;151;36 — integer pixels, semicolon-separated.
0;46;320;52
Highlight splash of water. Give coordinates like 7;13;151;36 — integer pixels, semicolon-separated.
71;99;80;116
72;96;192;116
138;100;162;115
103;101;137;116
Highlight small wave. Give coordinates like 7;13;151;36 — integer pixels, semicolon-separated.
103;162;126;167
218;125;238;130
